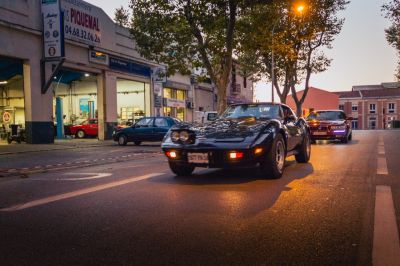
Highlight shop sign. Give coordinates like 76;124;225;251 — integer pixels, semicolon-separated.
164;98;186;108
154;95;162;108
61;0;102;46
109;57;151;77
153;83;163;97
2;112;11;123
41;0;65;59
153;67;167;83
89;50;109;66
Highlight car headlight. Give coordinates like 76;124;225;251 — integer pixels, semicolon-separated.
171;131;180;142
179;131;190;142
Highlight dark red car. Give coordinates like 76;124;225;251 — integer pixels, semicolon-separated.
306;110;352;143
69;119;98;138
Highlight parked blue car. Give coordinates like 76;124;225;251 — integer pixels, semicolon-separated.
113;116;180;146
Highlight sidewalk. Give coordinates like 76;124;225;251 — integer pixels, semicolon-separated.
0;139;115;156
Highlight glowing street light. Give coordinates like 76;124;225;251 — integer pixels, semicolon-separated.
296;5;305;14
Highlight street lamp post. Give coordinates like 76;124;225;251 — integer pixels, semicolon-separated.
271;23;276;104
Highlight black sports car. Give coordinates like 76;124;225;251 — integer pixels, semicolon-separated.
161;103;311;179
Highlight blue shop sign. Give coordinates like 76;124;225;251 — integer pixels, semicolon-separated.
109;57;150;77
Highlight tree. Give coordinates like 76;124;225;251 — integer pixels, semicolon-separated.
383;0;400;80
237;0;347;115
290;0;348;116
128;0;270;114
114;6;130;27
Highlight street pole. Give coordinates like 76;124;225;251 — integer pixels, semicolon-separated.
271;23;276;104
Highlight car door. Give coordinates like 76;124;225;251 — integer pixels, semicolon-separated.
281;106;302;151
131;117;154;141
89;119;98;136
153;118;171;141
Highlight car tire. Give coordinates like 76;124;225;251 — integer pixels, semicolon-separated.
169;162;195;177
76;130;85;139
117;134;128;146
295;132;311;163
341;136;348;144
348;132;352;141
260;134;285;179
134;141;142;146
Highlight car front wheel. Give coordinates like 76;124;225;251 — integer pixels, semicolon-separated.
117;134;128;146
260;134;285;179
76;130;85;139
169;162;195;177
134;141;142;146
295;132;311;163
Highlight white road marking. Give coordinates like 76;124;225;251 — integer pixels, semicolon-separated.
60;173;112;181
373;186;400;266
0;173;164;212
378;145;385;155
377;158;388;175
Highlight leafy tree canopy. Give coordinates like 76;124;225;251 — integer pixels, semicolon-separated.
383;0;400;79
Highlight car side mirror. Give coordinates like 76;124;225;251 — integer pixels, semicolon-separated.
285;115;296;123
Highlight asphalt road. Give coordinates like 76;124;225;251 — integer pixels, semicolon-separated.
0;130;399;265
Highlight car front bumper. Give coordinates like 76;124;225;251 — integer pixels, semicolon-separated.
310;130;348;140
162;147;268;168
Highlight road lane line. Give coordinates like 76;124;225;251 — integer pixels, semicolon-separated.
378;145;385;155
0;173;164;212
373;186;400;266
377;158;388;175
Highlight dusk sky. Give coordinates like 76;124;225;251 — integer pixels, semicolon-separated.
86;0;398;102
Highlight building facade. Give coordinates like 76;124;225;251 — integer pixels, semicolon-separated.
338;83;400;129
286;87;339;117
0;0;253;144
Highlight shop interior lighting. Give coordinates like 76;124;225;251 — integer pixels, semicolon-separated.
84;73;90;77
0;81;8;85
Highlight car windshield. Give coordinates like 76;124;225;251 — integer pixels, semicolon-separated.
222;104;281;119
307;111;345;121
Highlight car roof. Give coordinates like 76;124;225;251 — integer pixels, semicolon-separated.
229;102;289;108
311;110;344;112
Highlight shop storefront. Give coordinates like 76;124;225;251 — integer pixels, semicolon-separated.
163;87;186;121
0;56;25;142
117;79;151;125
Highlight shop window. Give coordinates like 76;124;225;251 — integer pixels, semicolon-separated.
0;57;25;141
117;79;149;124
164;87;186;121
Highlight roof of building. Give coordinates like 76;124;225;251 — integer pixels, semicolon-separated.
336;91;361;98
361;88;400;98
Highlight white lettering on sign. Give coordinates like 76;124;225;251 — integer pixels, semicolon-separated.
62;0;101;45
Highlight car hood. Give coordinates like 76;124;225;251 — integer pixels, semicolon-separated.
307;119;345;126
174;117;273;142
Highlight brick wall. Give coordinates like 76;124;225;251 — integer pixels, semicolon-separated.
358;101;363;129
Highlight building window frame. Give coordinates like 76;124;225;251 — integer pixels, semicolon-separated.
388;103;395;114
339;104;344;110
352;105;358;112
369;103;376;114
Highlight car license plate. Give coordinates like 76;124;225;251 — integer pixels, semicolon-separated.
313;132;327;136
188;153;209;164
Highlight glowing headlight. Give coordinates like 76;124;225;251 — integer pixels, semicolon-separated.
179;131;190;142
171;131;180;142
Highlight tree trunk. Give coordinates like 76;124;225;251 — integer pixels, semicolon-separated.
216;78;228;115
296;103;302;117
